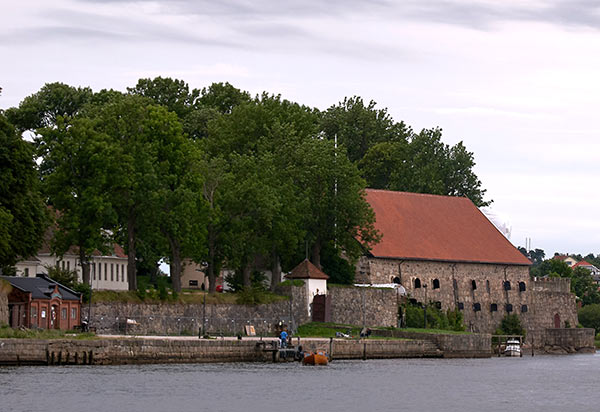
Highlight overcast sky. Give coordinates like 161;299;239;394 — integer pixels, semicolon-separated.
2;0;599;257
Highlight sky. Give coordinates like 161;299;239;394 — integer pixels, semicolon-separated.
1;0;599;258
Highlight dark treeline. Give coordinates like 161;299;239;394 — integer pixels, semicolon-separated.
0;78;488;292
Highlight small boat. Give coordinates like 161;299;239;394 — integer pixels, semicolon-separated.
302;351;329;365
504;339;521;357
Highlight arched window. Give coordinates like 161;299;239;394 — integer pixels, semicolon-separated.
471;280;477;290
432;279;440;289
414;278;421;289
490;303;498;312
521;305;528;313
393;276;401;284
504;281;511;291
457;302;464;310
505;304;513;312
473;303;481;312
519;282;526;292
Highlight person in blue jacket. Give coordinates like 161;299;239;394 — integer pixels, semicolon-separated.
279;329;288;348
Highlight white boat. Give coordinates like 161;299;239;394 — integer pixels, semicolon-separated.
504;339;521;357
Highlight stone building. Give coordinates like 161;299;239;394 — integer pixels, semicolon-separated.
357;189;577;341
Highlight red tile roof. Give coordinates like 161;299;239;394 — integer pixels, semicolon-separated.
573;261;591;268
287;259;330;280
365;189;531;266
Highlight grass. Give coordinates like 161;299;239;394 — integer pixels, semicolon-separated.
296;322;472;338
0;325;96;340
595;339;600;349
91;289;289;305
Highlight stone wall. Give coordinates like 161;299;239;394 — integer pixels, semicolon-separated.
328;286;398;328
357;257;578;343
84;286;309;336
0;280;9;326
542;328;595;353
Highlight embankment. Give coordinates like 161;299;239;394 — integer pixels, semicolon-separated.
0;333;491;366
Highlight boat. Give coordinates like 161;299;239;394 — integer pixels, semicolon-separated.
302;351;329;365
503;339;521;357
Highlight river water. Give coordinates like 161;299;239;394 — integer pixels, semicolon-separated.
1;353;600;412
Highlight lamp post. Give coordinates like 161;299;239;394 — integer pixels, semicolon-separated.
423;284;428;329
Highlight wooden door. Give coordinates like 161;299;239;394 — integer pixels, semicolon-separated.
553;313;561;328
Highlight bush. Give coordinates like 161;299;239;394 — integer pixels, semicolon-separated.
73;282;91;304
578;304;600;334
225;270;268;292
495;314;526;337
404;302;465;331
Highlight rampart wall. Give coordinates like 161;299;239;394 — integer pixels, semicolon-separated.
328;286;398;328
357;257;578;344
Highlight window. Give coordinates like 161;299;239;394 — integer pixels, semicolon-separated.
67;261;70;271
393;276;401;284
505;304;513;313
24;268;29;277
490;303;498;312
486;280;490;293
62;308;67;320
116;264;119;281
122;265;125;282
104;263;107;281
111;263;114;281
504;281;511;291
189;280;199;287
473;303;481;312
71;308;77;320
41;309;47;319
471;280;477;290
92;263;96;280
31;307;37;319
432;279;440;289
519;282;526;292
98;263;102;281
457;302;464;310
521;305;528;313
414;278;421;289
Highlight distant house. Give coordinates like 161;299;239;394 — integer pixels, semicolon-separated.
572;261;600;284
14;229;129;291
1;275;82;330
286;259;329;317
553;254;579;268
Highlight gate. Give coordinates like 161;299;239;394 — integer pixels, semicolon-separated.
312;294;331;322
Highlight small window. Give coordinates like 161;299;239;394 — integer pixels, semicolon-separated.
486;280;490;293
122;265;126;282
104;263;108;281
67;261;70;270
62;308;67;320
71;308;77;320
111;263;114;281
473;303;481;312
393;276;401;284
434;301;442;310
414;278;421;289
505;304;513;313
519;282;526;292
490;303;498;312
24;268;29;277
471;280;477;290
457;302;464;310
41;309;47;319
521;305;528;313
432;279;440;289
189;280;199;287
31;307;37;319
504;281;511;291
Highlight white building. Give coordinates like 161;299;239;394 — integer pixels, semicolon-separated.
286;259;329;316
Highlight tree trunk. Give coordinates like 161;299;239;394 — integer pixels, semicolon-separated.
270;249;281;291
207;226;217;293
79;247;90;286
242;260;253;289
311;241;322;269
168;237;182;293
127;214;137;291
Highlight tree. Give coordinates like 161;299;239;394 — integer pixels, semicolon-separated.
496;314;526;337
37;117;116;285
0;114;48;270
5;82;92;133
578;304;600;334
128;77;199;119
199;82;251;115
321;96;411;163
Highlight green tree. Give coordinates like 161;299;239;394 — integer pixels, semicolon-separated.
0;114;48;270
37;117;116;285
128;77;199;119
199;82;251;115
321;96;411;163
496;314;526;337
578;304;600;334
5;82;92;133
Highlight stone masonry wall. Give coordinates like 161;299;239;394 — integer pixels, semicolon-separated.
357;257;578;344
84;286;309;336
329;286;398;328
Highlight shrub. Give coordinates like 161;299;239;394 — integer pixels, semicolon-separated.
225;270;268;292
578;304;600;334
495;314;526;337
404;302;465;331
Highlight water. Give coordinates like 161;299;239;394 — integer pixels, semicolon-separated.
1;353;600;412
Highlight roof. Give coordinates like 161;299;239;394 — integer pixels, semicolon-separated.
364;189;531;266
287;259;329;280
573;261;598;269
0;275;81;301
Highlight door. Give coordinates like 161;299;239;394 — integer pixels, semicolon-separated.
50;305;59;329
553;313;561;328
312;295;331;322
